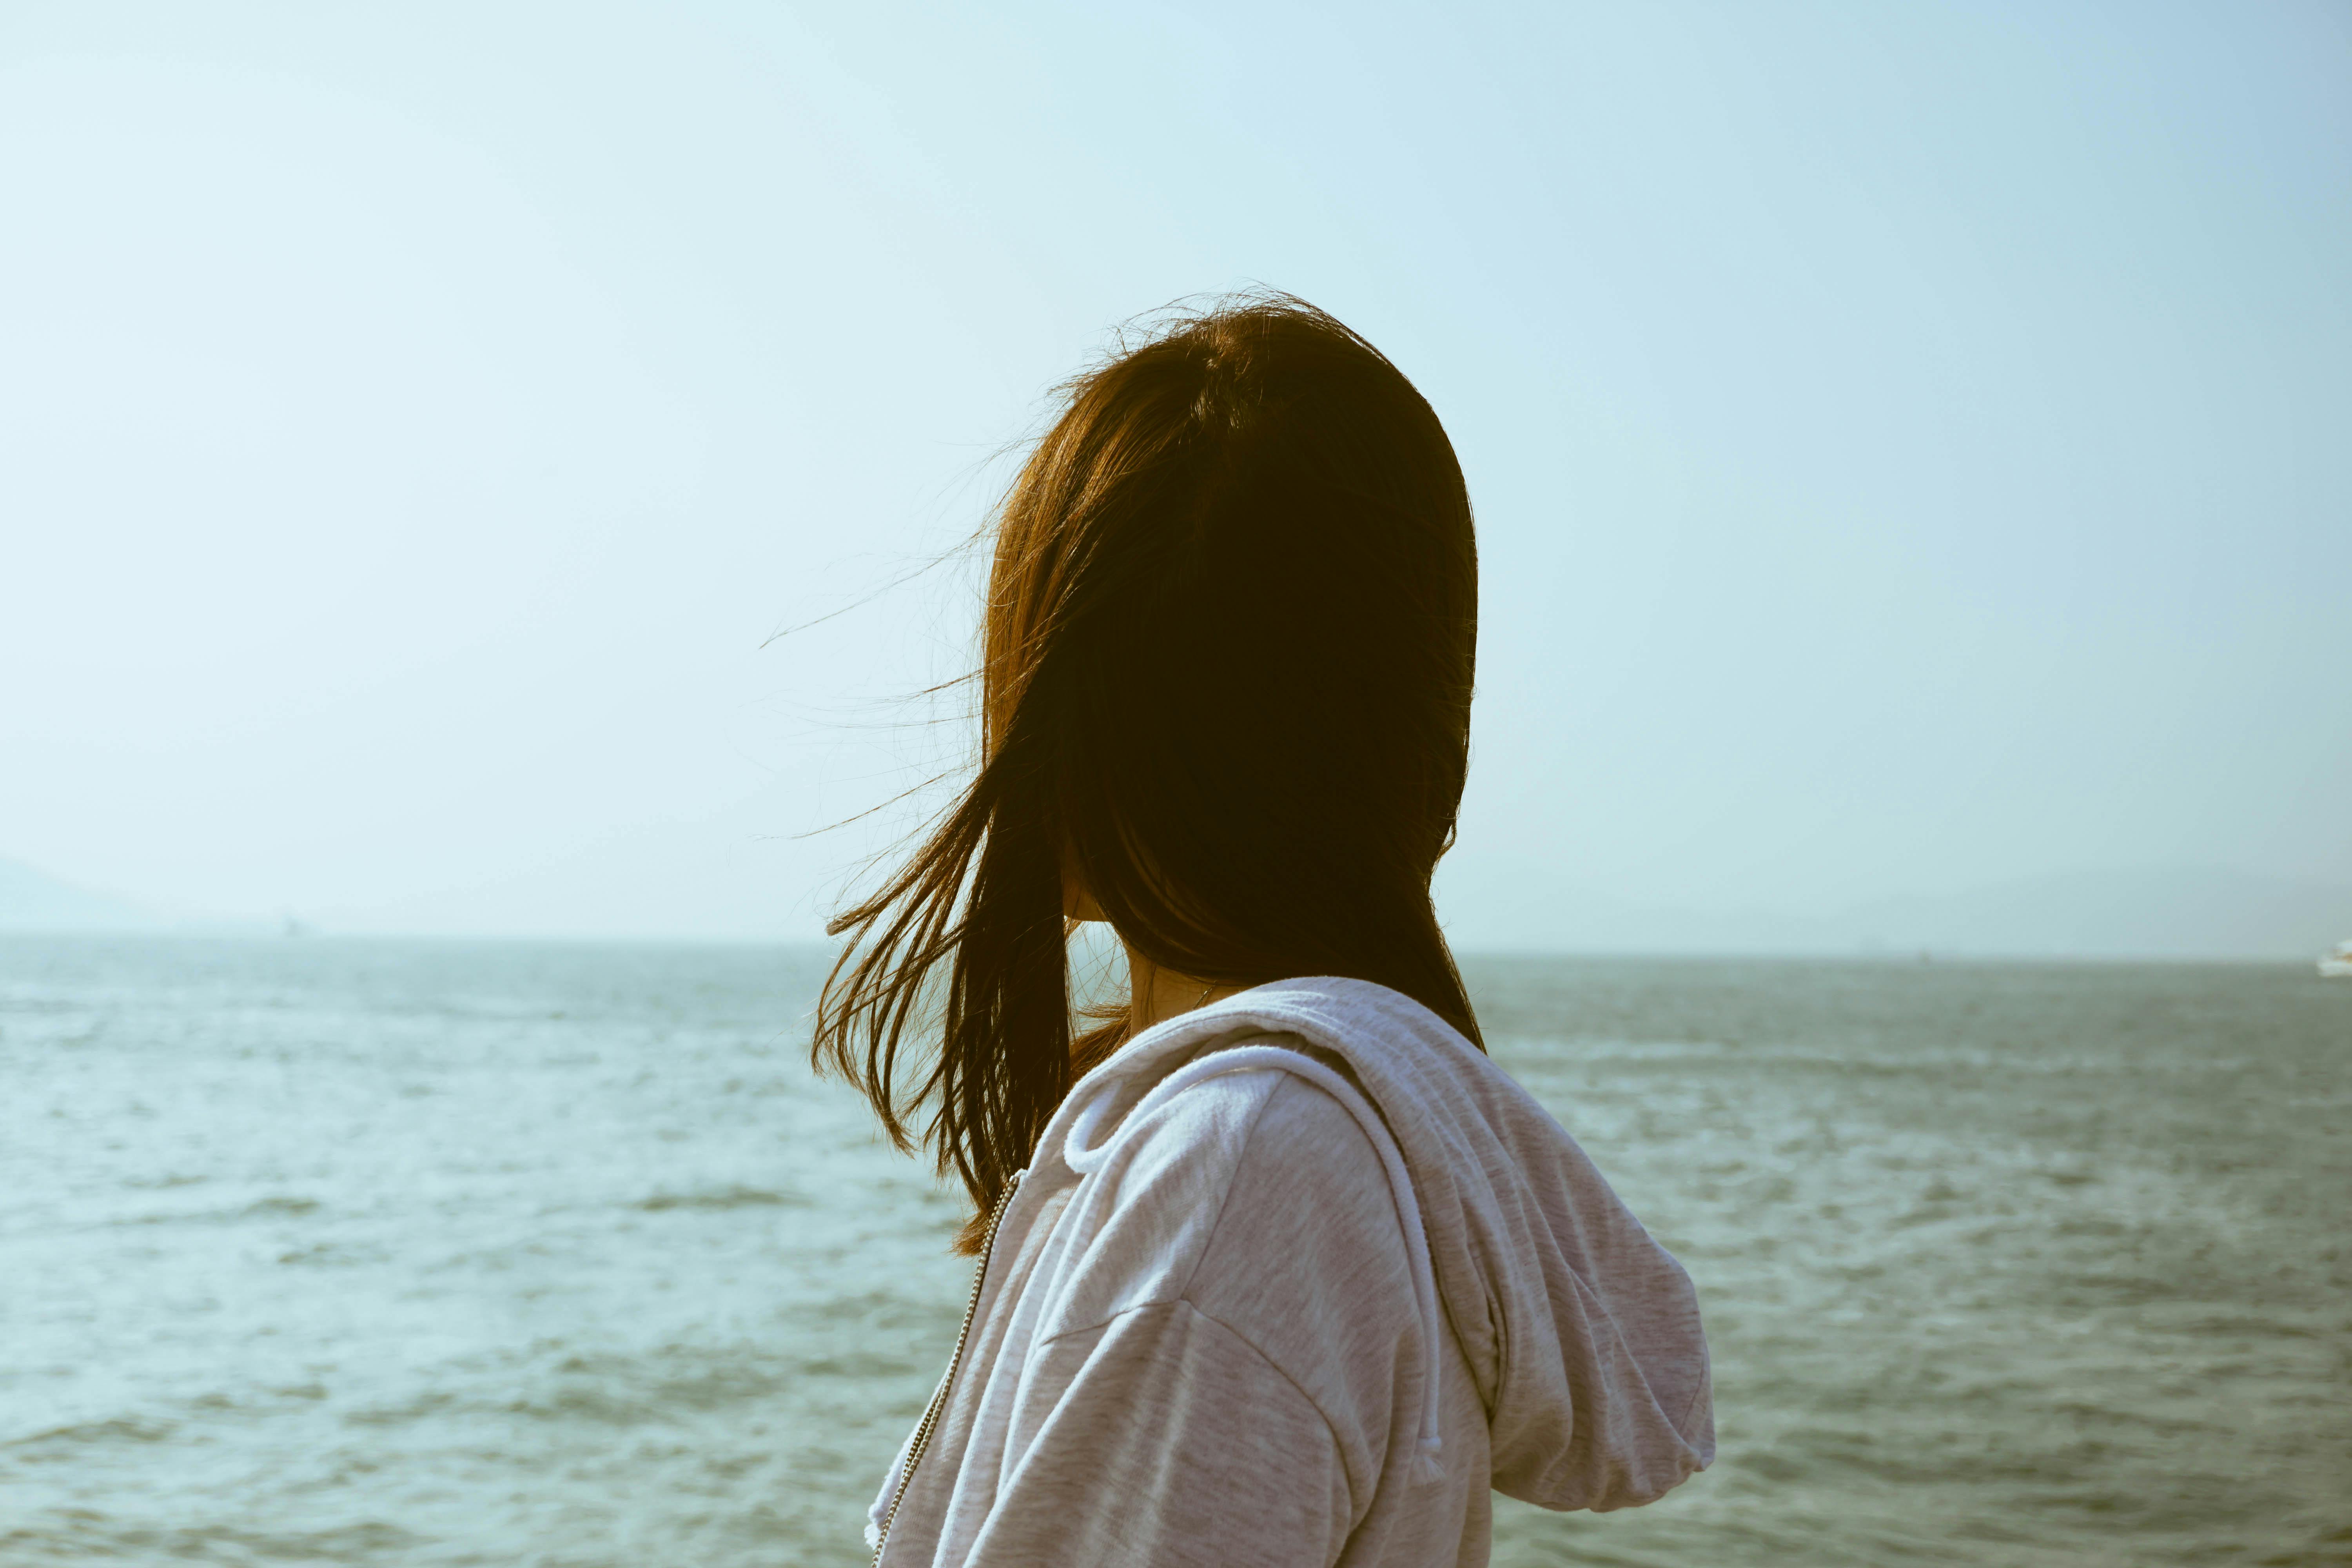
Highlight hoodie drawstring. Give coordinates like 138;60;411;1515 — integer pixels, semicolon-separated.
1063;1044;1448;1485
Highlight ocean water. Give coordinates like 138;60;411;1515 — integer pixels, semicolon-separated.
3;937;2345;1566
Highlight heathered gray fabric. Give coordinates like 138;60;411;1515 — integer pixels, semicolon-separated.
866;976;1713;1567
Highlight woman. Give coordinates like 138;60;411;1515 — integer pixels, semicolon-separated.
814;295;1712;1567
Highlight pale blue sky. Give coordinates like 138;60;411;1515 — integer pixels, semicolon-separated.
2;2;2345;944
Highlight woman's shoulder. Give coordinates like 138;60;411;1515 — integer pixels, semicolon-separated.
1056;1034;1418;1372
1094;1033;1402;1240
1177;1058;1417;1318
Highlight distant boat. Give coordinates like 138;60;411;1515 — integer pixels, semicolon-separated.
2322;940;2352;978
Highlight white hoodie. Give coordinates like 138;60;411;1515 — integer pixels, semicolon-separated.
865;976;1713;1567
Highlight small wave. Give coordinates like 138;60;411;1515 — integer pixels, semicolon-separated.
2;1517;428;1559
631;1185;806;1212
501;1386;654;1425
794;1352;932;1380
116;1194;322;1228
6;1414;180;1450
276;1241;384;1268
342;1390;454;1428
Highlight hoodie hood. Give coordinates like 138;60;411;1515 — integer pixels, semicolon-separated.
1053;975;1714;1511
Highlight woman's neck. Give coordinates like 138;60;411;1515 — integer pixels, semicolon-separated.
1123;943;1240;1034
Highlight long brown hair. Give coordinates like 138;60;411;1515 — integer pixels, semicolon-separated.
812;293;1482;1248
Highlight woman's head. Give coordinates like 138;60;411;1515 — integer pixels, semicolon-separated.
815;293;1481;1239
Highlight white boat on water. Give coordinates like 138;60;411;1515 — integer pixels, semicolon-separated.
2323;940;2352;978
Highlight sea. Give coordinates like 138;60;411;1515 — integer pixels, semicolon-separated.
3;936;2345;1567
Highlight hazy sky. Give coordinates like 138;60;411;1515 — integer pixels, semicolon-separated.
3;2;2346;943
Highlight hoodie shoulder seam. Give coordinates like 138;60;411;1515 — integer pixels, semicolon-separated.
1167;1060;1291;1306
1039;1056;1292;1339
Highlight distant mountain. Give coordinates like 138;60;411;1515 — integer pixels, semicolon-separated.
1441;863;2351;960
0;858;172;933
1827;866;2350;960
8;848;2342;959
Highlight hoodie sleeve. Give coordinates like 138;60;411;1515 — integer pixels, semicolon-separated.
961;1299;1355;1568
